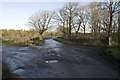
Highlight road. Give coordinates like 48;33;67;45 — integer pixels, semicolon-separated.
0;46;2;79
2;39;120;78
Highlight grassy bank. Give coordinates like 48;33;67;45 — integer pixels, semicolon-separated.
105;46;120;61
54;38;85;46
54;37;98;46
1;39;43;47
54;38;79;45
1;29;44;47
55;38;120;62
2;64;16;79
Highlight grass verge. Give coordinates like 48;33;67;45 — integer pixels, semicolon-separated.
105;46;120;61
1;39;43;47
54;38;98;46
2;64;15;79
55;38;120;62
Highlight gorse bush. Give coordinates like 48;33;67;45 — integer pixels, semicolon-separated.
1;29;43;46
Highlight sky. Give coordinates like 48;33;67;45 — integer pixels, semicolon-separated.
0;2;66;30
0;0;109;30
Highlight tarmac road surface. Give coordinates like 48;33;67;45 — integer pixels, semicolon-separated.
2;39;120;78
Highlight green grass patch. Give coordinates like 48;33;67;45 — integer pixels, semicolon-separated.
1;40;28;47
1;39;43;47
1;40;15;46
105;46;120;61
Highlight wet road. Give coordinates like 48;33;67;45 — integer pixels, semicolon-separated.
0;46;2;79
2;39;120;78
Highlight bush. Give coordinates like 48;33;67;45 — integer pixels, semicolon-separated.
1;29;43;46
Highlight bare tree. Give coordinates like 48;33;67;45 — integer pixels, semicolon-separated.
118;6;120;45
88;2;101;39
28;11;55;35
54;2;79;38
53;9;68;38
99;8;109;33
101;1;120;45
72;6;85;36
80;6;88;35
62;2;79;38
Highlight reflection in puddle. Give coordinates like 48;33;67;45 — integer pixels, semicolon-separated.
13;68;24;74
44;39;62;48
45;60;58;63
5;58;25;71
13;55;28;60
15;52;27;54
6;58;18;71
34;46;43;49
18;47;29;51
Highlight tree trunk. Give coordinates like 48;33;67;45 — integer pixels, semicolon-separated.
94;22;97;39
108;2;113;46
68;16;72;38
118;13;120;45
83;24;85;35
109;37;112;46
75;31;78;37
69;26;71;38
62;22;66;38
91;25;94;39
66;19;69;38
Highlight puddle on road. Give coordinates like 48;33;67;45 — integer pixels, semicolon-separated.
45;60;58;63
5;58;18;71
44;39;62;48
15;52;28;54
13;68;24;74
34;46;43;49
13;55;28;61
18;47;29;51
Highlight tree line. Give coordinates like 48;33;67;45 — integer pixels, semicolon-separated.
27;1;120;46
1;29;59;46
